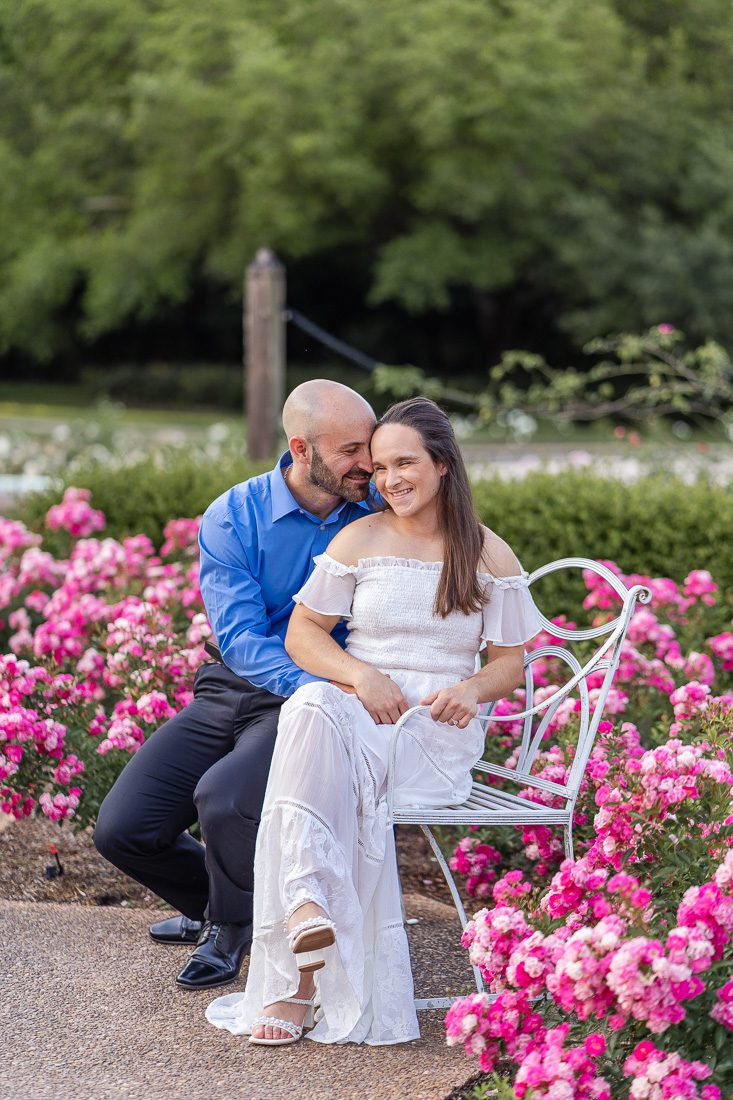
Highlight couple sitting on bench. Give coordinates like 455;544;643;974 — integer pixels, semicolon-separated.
94;383;541;1046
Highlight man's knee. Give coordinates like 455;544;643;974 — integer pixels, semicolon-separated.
194;767;258;834
93;795;128;864
93;791;148;866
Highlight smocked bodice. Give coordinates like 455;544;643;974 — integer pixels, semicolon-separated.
293;553;542;681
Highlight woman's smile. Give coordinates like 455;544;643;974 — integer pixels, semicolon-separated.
371;423;446;515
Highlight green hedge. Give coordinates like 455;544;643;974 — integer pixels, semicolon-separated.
17;451;267;553
473;472;733;619
15;461;733;619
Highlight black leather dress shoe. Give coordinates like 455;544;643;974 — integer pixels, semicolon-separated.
175;921;253;990
149;914;204;945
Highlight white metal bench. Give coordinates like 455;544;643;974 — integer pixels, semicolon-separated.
386;557;651;1010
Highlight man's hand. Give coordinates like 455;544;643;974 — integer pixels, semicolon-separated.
420;681;480;729
353;666;410;725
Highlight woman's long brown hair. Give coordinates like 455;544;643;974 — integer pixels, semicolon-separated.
377;397;486;617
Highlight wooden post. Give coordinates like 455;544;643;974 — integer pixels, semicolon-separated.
244;248;286;460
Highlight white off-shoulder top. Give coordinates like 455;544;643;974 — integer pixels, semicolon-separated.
293;553;542;681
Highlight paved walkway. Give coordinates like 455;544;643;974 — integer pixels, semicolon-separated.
2;894;474;1100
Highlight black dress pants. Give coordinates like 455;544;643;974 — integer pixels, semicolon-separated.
93;663;284;924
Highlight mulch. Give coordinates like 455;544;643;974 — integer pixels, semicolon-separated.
0;816;458;909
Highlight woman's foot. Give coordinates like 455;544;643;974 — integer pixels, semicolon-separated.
287;902;336;972
288;901;328;934
250;975;316;1043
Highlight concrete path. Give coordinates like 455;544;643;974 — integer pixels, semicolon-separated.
2;894;475;1100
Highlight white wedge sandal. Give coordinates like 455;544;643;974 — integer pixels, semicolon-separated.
249;996;317;1047
287;916;336;973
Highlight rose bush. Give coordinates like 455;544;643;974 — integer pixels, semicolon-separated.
0;489;209;828
2;487;733;1093
445;561;733;1096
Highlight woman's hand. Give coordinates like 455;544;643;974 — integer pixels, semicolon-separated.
352;666;410;725
420;681;480;729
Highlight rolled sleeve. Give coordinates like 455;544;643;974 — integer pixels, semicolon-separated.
199;512;323;697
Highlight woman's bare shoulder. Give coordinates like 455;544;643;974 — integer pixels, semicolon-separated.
324;513;389;567
479;526;523;578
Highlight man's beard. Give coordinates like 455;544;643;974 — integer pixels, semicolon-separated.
309;445;371;502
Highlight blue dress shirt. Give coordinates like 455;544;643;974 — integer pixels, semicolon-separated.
198;453;376;698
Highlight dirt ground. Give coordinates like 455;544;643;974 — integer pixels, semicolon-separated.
1;816;483;1100
0;816;458;910
3;894;476;1100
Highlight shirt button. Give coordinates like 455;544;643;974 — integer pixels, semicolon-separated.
320;525;325;530
299;509;303;514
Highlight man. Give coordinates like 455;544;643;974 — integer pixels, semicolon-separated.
94;380;377;990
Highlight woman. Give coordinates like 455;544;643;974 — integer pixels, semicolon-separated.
205;397;541;1046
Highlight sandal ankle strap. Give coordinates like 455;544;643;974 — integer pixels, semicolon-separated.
287;916;336;946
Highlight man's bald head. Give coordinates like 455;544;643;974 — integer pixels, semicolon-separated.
282;380;376;503
282;379;375;441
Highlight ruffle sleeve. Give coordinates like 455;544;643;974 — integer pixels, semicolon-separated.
481;574;543;647
292;553;357;619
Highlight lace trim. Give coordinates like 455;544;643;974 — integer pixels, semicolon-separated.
299;699;361;804
271;796;386;875
312;553;358;577
358;744;378;802
269;798;339;843
353;554;530;588
357;836;384;865
300;698;347;734
284;896;320;924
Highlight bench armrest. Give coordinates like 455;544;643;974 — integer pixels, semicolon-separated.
386;705;430;821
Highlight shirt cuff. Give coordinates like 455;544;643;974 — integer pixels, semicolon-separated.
292;669;326;694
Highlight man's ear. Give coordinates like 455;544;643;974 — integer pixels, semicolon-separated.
289;435;309;465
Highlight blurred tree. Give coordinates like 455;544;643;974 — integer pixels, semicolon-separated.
374;324;733;436
2;0;733;365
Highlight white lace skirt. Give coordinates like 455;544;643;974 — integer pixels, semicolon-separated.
204;673;484;1045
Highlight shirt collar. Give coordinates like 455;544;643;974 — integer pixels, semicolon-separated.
270;452;376;523
270;453;298;522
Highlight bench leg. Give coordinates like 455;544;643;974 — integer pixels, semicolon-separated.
564;820;575;861
414;825;487;1007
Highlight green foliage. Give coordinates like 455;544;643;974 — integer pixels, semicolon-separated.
376;326;733;432
18;451;266;550
472;470;733;622
471;1076;514;1100
15;456;733;624
63;710;134;829
86;362;244;408
5;1;733;360
446;1073;514;1100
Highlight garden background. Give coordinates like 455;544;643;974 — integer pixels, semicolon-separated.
2;3;733;1099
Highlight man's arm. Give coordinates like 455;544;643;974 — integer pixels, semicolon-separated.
198;513;322;698
286;602;409;724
